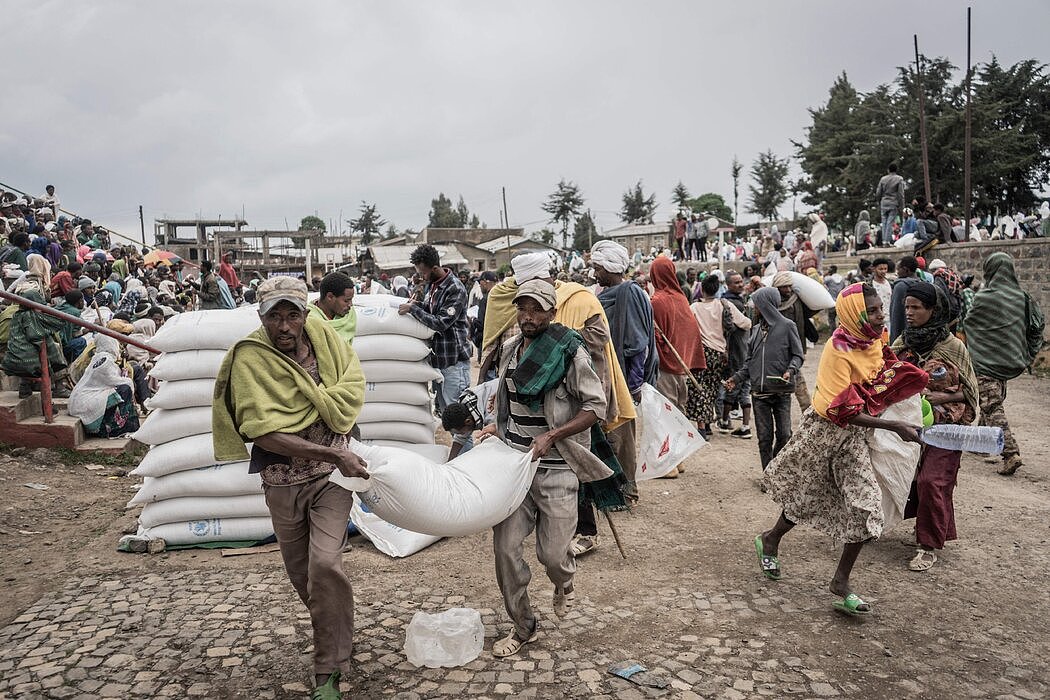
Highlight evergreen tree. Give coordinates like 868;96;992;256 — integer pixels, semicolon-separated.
541;179;585;248
469;213;481;228
747;150;790;221
348;201;386;246
671;181;691;209
619;181;657;224
731;157;743;224
686;193;732;221
455;196;470;228
428;193;460;228
571;211;601;251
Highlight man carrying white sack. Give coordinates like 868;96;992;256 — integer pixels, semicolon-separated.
212;276;368;700
483;279;613;658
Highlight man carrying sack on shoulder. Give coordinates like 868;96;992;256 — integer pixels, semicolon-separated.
212;276;367;700
483;279;620;659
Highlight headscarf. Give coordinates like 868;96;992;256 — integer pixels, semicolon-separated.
964;252;1039;379
771;271;793;289
648;256;705;373
67;335;132;430
511;252;552;284
392;275;409;293
30;237;49;255
830;283;886;352
590;240;630;274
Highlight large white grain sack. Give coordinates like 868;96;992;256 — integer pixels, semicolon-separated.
128;462;258;505
132;434;246;477
150;350;228;381
760;271;836;310
357;421;435;445
354;305;434;340
133;406;213;445
361;360;441;383
151;306;262;352
868;395;922;534
146;378;215;410
138;516;273;545
350;494;441;558
139;493;270;528
364;381;432;406
353;293;406;309
353;335;431;363
358;402;436;426
330;438;537;538
635;383;706;480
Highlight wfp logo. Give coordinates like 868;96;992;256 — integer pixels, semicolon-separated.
657;436;671;458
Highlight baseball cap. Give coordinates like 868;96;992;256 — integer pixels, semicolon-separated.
256;276;308;315
513;279;557;311
479;271;498;282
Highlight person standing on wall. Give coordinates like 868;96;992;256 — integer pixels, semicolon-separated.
875;162;905;247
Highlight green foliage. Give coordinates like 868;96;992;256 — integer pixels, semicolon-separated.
383;223;399;239
455;196;470;228
671;181;691;209
428;193;460;228
294;215;326;248
532;228;556;246
619;180;657;224
686;192;732;221
469;213;481;228
541;179;585;247
571;211;602;252
747;150;790;221
348;201;387;246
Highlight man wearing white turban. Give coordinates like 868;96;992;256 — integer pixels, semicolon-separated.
478;252;555;380
589;240;630;275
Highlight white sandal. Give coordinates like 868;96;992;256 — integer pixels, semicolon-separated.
492;629;540;658
570;534;599;557
908;548;937;572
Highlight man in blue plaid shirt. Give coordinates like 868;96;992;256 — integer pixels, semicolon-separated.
398;244;472;410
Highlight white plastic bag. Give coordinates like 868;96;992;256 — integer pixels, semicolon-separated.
350;493;441;558
134;406;213;445
150;350;228;381
760;271;836;310
146;378;215;410
635;383;706;480
404;608;484;668
332;438;537;537
138;516;273;545
868;394;922;534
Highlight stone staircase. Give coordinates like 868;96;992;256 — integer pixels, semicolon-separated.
0;373;138;455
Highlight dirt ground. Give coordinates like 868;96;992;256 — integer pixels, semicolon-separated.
1;348;1048;698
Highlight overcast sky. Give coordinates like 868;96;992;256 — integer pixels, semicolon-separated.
3;0;1048;246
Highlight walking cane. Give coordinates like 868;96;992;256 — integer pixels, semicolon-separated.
653;322;704;392
603;512;628;560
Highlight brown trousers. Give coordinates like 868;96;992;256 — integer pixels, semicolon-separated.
264;477;355;676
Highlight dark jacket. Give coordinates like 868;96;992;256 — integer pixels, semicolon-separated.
731;288;804;395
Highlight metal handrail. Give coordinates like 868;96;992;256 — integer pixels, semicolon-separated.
0;288;161;355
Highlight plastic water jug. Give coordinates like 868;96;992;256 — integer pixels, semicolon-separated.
920;425;1004;454
403;608;484;668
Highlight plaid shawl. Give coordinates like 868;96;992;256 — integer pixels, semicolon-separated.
580;425;629;512
511;322;583;410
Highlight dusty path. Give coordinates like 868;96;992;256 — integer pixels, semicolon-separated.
0;346;1047;698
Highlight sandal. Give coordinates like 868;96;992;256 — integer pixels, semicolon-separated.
570;534;599;557
492;629;540;658
753;535;781;580
553;583;576;618
311;671;342;700
908;549;937;572
832;593;872;617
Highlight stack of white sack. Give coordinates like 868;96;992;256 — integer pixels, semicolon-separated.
130;306;271;546
351;295;440;447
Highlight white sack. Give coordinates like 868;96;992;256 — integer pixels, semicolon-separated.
353;293;407;308
894;233;917;249
133;406;213;445
150;350;228;381
358;402;436;426
150;306;262;352
357;421;435;445
330;438;537;537
635;383;707;480
128;462;258;505
353;335;431;362
868;394;922;534
131;434;244;478
364;381;432;406
361;360;441;384
138;516;273;545
139;493;270;528
760;271;836;310
350;494;441;558
146;378;215;410
354;305;434;340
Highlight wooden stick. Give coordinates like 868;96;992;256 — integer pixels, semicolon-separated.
603;512;628;560
220;543;281;557
653;322;703;392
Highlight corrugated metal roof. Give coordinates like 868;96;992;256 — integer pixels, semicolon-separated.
604;223;671;238
472;235;556;253
367;244;466;270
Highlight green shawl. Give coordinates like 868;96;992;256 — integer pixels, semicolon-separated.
512;323;583;410
212;315;365;462
965;252;1040;379
308;303;357;344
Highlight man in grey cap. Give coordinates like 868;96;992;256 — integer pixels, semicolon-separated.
212;275;367;699
482;279;611;659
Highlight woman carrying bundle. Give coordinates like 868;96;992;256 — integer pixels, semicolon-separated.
754;283;926;616
67;335;140;438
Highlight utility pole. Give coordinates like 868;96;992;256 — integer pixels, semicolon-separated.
502;187;511;257
914;35;932;203
138;205;146;247
587;209;593;250
963;7;973;240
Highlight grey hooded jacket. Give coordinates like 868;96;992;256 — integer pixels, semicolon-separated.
731;287;805;395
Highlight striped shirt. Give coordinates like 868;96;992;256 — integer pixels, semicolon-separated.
503;353;568;469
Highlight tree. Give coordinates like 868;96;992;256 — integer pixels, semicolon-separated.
455;196;470;228
541;179;585;248
671;181;691;209
571;211;601;251
428;193;460;228
619;180;657;224
469;213;481;228
747;150;791;221
384;223;399;240
686;192;732;221
295;215;326;248
531;228;556;246
730;156;743;224
348;201;386;246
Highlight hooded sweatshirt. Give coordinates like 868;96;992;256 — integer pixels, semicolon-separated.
854;210;870;239
731;287;804;394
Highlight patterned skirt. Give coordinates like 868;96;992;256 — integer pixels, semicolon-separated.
763;408;884;543
686;346;729;423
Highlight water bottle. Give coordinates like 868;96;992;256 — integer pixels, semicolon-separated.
929;366;947;381
404;608;484;668
920;425;1004;454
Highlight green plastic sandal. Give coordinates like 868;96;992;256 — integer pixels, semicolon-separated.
311;671;342;700
754;535;781;580
833;593;872;617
